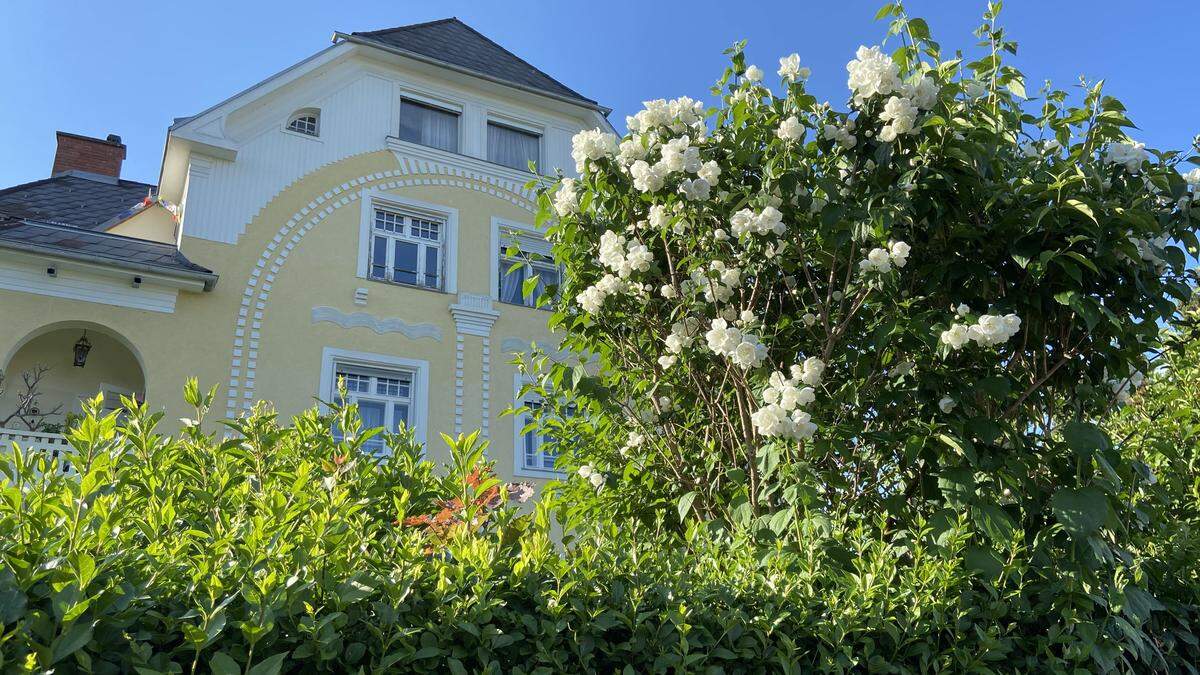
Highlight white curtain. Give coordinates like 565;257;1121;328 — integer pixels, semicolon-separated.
400;100;459;153
499;262;525;304
488;123;539;172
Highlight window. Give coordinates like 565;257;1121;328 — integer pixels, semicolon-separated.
487;122;540;172
332;365;413;455
519;396;558;472
369;207;444;290
286;109;320;137
399;99;459;152
497;228;557;308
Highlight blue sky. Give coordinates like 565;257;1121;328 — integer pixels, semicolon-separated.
1;1;1196;188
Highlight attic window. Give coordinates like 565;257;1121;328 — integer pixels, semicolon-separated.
286;110;320;137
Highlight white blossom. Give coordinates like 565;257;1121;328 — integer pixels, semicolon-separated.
630;160;667;192
553;178;579;217
878;96;919;142
571;128;618;173
704;318;765;369
698;160;722;186
904;76;940;110
1106;141;1149;173
776;116;805;142
846;45;901;104
729;206;786;237
938;396;957;413
942;313;1022;350
955;303;970;317
822;119;857;148
678;177;711;201
744;65;764;83
778;53;810;82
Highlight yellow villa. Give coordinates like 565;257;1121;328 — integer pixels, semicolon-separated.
0;18;613;484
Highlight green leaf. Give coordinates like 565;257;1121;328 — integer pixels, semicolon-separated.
677;491;698;522
1061;422;1110;456
51;621;93;663
246;653;288;675
1051;486;1110;538
972;503;1016;544
210;652;242;675
1063;198;1097;224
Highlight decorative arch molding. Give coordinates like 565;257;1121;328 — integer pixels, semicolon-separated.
222;157;538;419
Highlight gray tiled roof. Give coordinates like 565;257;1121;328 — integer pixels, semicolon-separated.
0;216;217;288
0;173;154;230
350;18;599;108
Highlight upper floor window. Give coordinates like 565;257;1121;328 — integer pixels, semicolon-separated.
368;207;444;291
399;99;459;152
333;366;413;455
487;122;540;172
286;109;320;137
497;228;557;308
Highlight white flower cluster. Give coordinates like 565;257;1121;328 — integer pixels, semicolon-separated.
577;464;605;488
571;128;619;173
823;118;857;148
846;46;901;104
730;206;785;237
777;116;805;142
575;274;627;315
1108;370;1145;405
778;53;811;82
1106;141;1149;173
940;313;1022;350
705;318;766;369
938;396;957;413
553;178;579;217
685;261;742;302
858;241;910;273
626;97;706;135
1128;233;1170;271
1184;168;1200;191
878;95;919;142
751;359;825;439
662;317;702;366
598;230;653;278
626;134;718;196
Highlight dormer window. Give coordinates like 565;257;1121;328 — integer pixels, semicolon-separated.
399;99;459;153
286;109;320;137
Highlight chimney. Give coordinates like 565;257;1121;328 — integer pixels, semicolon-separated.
51;131;126;178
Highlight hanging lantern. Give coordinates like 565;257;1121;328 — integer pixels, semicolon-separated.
73;331;92;368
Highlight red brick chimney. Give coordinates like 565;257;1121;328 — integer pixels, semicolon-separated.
51;131;126;178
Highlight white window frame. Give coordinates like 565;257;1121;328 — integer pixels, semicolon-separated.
512;373;564;478
490;217;557;308
357;189;458;294
283;108;321;138
319;347;429;452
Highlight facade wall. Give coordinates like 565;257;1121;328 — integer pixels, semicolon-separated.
0;148;564;483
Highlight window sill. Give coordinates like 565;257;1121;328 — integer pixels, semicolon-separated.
365;276;448;296
281;128;323;143
514;465;565;480
498;298;554;312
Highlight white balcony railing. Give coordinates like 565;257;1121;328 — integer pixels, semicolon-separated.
0;427;74;474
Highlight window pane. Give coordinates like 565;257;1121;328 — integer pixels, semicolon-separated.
523;414;537;468
374;209;404;234
499;261;526;305
423;246;440;289
533;265;559;307
488;123;540;172
393;403;410;431
400;100;459;152
393;241;419;285
411;218;440;241
371;236;388;279
288;115;318;136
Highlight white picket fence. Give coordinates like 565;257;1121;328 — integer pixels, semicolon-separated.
0;427;74;474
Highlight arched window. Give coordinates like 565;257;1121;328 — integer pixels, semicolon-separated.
286;109;320;137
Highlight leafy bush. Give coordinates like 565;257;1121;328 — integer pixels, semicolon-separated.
3;386;1196;673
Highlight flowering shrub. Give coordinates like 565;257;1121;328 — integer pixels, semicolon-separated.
523;1;1200;665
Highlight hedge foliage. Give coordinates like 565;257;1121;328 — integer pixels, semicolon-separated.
0;378;1197;673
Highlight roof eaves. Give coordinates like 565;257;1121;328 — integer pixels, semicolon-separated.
335;32;612;116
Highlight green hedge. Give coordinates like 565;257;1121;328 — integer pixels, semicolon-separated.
0;385;1196;673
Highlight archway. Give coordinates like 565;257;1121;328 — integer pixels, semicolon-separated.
0;321;145;432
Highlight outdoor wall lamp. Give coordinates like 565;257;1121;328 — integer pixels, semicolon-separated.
73;330;92;368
